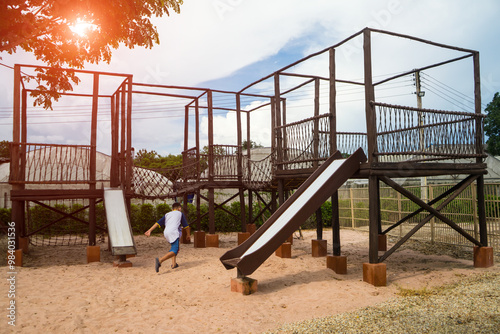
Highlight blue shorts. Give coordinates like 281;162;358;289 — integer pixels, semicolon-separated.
169;238;180;255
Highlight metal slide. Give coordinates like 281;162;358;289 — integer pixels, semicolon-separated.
220;148;366;276
103;188;137;256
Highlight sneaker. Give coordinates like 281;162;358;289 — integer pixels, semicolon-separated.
171;263;179;269
155;258;161;273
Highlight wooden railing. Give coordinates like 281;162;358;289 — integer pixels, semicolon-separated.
9;143;93;184
373;102;486;162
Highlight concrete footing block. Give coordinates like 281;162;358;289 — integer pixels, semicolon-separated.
231;277;258;295
13;249;23;267
326;255;347;274
238;232;250;245
473;246;494;268
19;237;29;254
113;260;133;268
312;239;327;257
194;231;206;248
206;234;219;248
275;242;292;258
86;246;100;263
363;262;387;287
246;224;256;235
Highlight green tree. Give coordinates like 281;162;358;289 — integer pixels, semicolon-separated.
134;148;182;168
0;140;10;159
1;0;183;108
242;140;263;150
485;92;500;156
134;149;159;168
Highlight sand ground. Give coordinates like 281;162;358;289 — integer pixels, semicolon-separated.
1;229;498;334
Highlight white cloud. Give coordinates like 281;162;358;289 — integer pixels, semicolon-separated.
2;0;500;155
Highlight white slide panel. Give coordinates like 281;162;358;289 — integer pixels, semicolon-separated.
104;188;134;248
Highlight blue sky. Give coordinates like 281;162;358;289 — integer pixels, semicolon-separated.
1;0;500;155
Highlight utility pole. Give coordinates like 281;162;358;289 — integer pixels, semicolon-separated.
414;70;429;208
414;70;425;153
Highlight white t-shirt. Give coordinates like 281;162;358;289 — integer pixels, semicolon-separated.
163;210;183;243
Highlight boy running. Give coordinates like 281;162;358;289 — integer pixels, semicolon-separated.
144;202;189;272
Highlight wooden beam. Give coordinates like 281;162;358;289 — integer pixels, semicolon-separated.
380;176;482;247
379;175;481;262
382;174;479;234
11;189;104;200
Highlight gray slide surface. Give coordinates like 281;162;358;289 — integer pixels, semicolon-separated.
220;148;366;276
104;188;137;256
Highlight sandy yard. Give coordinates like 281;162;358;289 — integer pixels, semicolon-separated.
1;228;498;334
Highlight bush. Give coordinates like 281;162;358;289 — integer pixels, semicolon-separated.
155;203;171;220
0;208;11;230
29;204;63;235
130;203;157;234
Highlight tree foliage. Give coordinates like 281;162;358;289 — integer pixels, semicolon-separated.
0;140;10;159
1;0;183;108
242;139;263;150
134;148;182;168
484;92;500;156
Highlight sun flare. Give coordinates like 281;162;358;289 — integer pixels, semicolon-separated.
69;20;96;37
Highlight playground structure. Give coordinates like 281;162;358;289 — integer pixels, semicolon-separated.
9;28;494;285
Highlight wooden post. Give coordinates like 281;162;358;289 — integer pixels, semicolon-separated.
125;76;133;215
182;104;189;201
368;175;380;263
248;190;253;226
196;189;201;231
315;207;323;240
331;193;341;255
282;99;288;164
11;65;23;250
236;93;247;232
270;97;276;170
120;84;126;188
18;90;28;240
274;74;286;207
473;52;483;163
195;98;200;181
329;47;337;155
363;28;377;164
271;191;277;213
313;78;320;169
246;104;253;228
110;95;120;187
89;73;99;246
329;47;341;256
184;104;189;156
208;188;215;235
274;74;283;172
207;90;215;235
477;175;488;246
473;52;487;247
